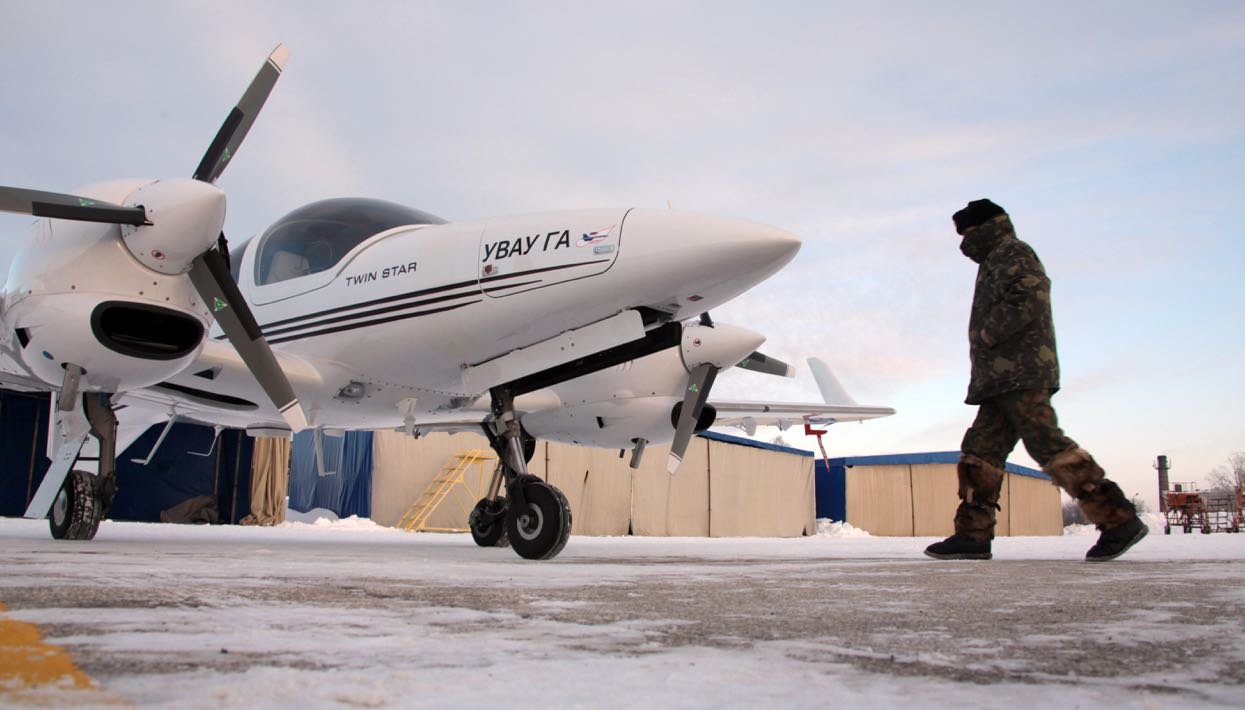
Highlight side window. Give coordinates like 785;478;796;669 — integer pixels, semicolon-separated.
253;198;446;286
255;221;341;285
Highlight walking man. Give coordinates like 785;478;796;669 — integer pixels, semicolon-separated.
925;199;1148;561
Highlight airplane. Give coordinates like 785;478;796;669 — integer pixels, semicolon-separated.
0;45;893;560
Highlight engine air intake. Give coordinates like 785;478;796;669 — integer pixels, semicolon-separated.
91;301;204;361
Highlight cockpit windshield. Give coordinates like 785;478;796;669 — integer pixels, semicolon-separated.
253;198;446;286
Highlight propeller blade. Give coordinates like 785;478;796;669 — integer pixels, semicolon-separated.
193;44;290;184
736;350;795;378
187;249;308;432
667;363;718;474
0;186;148;226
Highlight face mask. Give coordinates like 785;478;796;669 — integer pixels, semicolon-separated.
958;218;1009;263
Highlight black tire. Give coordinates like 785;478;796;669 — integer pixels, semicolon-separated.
505;480;571;560
469;498;509;548
1164;526;1171;535
49;470;102;541
1202;526;1212;535
1184;524;1192;534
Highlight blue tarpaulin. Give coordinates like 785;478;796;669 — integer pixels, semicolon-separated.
0;390;51;517
0;388;254;523
288;430;373;518
111;423;254;524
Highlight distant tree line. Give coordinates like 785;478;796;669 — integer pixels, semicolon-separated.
1203;451;1245;507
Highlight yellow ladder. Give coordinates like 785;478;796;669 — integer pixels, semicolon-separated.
397;449;498;532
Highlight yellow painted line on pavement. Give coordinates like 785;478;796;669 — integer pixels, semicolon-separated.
0;602;124;705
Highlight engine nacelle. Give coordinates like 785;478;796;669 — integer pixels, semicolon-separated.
3;198;211;393
9;294;206;392
521;396;717;450
121;178;226;275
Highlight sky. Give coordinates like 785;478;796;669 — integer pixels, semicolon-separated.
1;1;1242;510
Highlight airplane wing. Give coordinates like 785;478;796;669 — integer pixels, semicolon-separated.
709;356;895;434
710;400;895;429
0;339;53;393
0;368;51;393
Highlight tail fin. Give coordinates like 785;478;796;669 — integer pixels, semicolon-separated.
808;357;858;405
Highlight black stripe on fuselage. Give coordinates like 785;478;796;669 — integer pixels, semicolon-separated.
261;279;543;339
265;300;482;345
263;287;478;338
255;258;609;333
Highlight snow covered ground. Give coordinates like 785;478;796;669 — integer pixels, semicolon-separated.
2;514;1243;708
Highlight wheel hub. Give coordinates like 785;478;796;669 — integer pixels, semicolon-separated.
516;505;544;541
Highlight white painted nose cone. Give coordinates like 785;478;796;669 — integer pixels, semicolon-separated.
122;178;226;274
680;321;766;370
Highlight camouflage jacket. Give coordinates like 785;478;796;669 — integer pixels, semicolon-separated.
961;215;1060;404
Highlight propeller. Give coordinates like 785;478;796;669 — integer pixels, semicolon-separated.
666;316;763;473
181;43;306;431
664;314;798;472
193;44;289;184
0;44;306;432
667;362;718;473
0;186;148;225
736;350;795;377
695;312;795;377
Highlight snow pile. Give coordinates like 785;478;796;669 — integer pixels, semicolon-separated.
815;519;871;537
283;507;339;524
281;508;387;532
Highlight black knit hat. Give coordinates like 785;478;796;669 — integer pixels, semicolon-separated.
952;199;1007;234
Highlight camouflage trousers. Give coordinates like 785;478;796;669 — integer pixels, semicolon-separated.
961;389;1074;468
954;389;1135;542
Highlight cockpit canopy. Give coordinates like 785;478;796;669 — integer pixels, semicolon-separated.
253;197;446;286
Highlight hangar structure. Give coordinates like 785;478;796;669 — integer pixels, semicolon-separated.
307;431;1063;538
817;453;1062;537
2;387;1061;537
367;430;818;537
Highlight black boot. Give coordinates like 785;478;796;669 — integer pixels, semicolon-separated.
1085;516;1148;562
924;534;991;560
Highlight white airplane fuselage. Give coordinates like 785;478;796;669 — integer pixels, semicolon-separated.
1;182;801;437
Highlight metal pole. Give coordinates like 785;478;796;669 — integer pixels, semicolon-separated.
1155;455;1170;513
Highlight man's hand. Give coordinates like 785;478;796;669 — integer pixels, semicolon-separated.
979;329;997;348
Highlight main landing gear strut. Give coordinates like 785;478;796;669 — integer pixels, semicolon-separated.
22;365;120;541
48;394;120;540
468;387;572;560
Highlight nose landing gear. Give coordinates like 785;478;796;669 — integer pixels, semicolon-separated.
46;392;119;541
